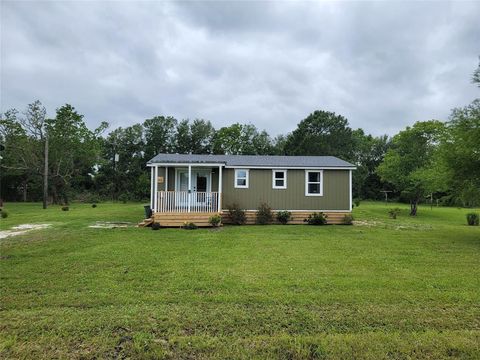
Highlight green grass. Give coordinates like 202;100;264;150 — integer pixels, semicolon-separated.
0;201;479;359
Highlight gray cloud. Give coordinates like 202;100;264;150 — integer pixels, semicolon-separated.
1;1;478;136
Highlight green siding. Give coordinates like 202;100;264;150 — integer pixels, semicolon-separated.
155;167;175;191
221;168;350;210
154;166;350;211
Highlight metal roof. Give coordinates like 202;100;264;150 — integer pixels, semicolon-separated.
147;153;355;168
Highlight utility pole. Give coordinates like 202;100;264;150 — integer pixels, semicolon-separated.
43;132;48;209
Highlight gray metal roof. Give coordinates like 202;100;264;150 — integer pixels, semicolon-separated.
148;153;355;168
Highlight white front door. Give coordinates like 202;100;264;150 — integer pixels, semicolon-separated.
176;169;211;206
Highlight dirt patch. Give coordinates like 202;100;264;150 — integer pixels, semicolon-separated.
352;220;383;227
0;224;52;239
89;221;135;229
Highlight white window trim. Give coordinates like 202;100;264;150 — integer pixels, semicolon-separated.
272;169;287;189
305;170;323;196
234;168;249;189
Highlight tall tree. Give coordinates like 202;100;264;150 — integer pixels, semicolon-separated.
143;116;177;159
190;119;215;154
0;101;48;203
212;123;274;155
175;119;191;154
46;104;104;204
377;121;446;215
284;110;355;160
96;124;146;201
352;130;391;199
438;99;480;206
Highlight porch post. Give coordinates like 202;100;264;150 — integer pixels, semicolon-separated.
165;166;168;191
188;165;192;212
153;165;158;212
218;165;222;213
150;166;154;209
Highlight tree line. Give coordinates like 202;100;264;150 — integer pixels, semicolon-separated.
1;63;478;214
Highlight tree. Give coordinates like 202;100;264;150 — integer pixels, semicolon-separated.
190;119;215;154
284;110;355;160
473;57;480;87
438;99;480;206
377;121;446;215
175;119;191;154
212;123;274;155
46;104;104;204
0;101;48;204
96;124;146;201
143;116;177;159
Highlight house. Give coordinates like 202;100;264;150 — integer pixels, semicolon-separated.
146;154;355;226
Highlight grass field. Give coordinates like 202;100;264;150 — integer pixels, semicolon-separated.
0;201;479;359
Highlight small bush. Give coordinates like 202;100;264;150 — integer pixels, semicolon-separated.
61;206;69;211
276;210;291;225
466;213;479;226
209;214;222;227
304;212;328;225
227;203;246;225
182;222;198;230
118;194;129;204
1;210;8;219
353;198;361;207
151;222;161;230
342;214;354;225
256;202;273;225
92;203;97;208
388;208;401;219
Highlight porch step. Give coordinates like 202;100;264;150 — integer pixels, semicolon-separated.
137;218;154;227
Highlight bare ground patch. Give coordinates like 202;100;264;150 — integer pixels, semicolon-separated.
0;224;52;239
88;221;135;229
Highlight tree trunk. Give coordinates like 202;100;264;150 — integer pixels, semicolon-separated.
22;181;27;202
43;135;49;209
52;185;58;205
410;200;418;216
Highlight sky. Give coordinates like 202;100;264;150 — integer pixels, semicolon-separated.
1;1;479;137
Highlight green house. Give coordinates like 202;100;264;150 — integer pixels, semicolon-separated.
147;154;355;226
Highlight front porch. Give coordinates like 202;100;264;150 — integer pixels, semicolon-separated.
148;162;223;226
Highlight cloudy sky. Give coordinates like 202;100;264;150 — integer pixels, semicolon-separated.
1;1;479;136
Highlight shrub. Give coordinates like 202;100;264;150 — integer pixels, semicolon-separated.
227;203;246;225
256;202;273;225
342;214;354;225
92;203;97;208
61;206;69;211
466;213;479;226
182;222;198;230
0;210;8;219
354;198;361;207
151;222;161;230
276;210;291;225
388;208;401;219
304;212;328;225
118;194;129;204
209;214;222;227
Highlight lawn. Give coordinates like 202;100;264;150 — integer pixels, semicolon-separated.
0;202;479;359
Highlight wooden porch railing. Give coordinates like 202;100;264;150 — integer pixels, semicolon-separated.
156;191;219;213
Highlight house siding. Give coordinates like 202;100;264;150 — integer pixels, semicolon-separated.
221;168;350;210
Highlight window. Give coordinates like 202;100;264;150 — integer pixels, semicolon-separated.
234;169;249;188
272;170;287;189
305;170;323;196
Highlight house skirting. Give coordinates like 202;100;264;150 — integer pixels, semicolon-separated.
153;210;351;227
